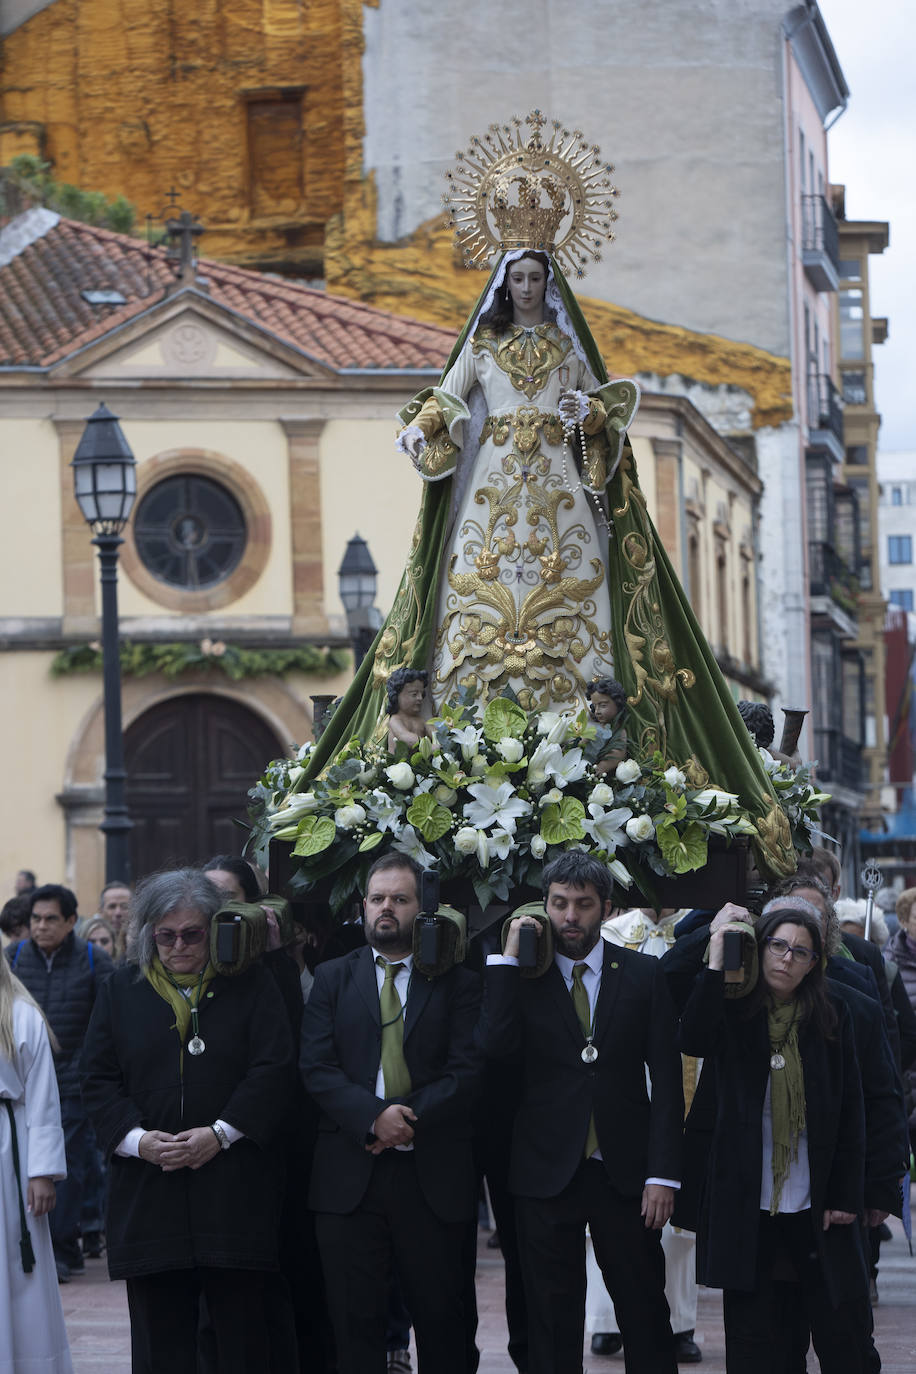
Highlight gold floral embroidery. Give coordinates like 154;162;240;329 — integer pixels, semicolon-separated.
434;401;613;710
619;529;695;756
473;324;573;400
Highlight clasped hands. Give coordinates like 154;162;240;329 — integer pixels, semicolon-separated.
139;1127;221;1172
367;1103;418;1155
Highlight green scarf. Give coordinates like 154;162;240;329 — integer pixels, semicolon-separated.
145;956;216;1046
766;996;806;1214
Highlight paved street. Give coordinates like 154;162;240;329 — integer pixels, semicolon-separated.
63;1218;916;1372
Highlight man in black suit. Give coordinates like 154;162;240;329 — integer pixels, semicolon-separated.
300;853;481;1374
481;852;681;1374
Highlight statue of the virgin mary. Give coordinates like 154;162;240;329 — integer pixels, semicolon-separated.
306;113;795;878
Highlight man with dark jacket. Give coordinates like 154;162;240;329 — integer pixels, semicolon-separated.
481;852;682;1374
300;853;481;1374
7;882;113;1281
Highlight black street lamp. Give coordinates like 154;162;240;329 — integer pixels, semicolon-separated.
71;403;137;884
337;533;381;673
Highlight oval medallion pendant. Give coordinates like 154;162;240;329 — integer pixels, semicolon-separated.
581;1043;598;1065
188;1036;206;1056
770;1052;785;1071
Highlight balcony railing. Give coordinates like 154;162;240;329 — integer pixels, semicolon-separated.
801;195;840;290
806;373;844;449
813;726;863;790
808;541;860;617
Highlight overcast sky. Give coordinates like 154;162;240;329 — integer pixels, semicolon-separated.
820;0;915;454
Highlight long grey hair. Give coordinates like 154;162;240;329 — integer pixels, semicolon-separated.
126;868;225;969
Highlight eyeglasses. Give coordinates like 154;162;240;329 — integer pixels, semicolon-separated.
153;927;207;948
765;936;817;966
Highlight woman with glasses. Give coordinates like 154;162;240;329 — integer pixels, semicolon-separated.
678;906;872;1372
80;869;294;1374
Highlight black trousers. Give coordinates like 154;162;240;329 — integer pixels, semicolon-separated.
315;1151;477;1374
723;1211;873;1374
515;1159;676;1374
126;1267;272;1374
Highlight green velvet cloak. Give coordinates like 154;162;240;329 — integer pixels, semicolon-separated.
304;255;795;879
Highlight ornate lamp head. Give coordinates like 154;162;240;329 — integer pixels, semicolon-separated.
443;110;619;279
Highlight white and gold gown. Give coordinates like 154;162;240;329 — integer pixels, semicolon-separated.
411;320;615;712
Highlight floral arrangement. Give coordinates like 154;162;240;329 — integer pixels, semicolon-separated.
248;692;766;914
757;748;831;850
51;640;350;681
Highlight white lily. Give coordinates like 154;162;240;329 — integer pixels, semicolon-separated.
489;829;515;861
476;829;490;869
582;804;633;851
463;780;532;834
268;792;320;828
365;789;405;834
451;724;483;762
544;746;588;787
608;857;633;887
526;739;557;788
391;824;437;869
536;711;563;737
694;788;740;815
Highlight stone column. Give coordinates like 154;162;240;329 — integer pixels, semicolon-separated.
281;418;328;637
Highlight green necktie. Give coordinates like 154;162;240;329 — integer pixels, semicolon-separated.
377;957;412;1099
572;964;599;1160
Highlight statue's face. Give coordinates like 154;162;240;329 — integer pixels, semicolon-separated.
397;680;425;717
506;258;546;316
589;691;620;726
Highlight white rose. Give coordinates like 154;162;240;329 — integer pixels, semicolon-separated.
434;784;458;806
454;826;479;854
385;762;416;790
663;767;687;790
625;814;655;842
615;758;642;785
588;783;614;805
496;737;525;764
530;834;547;859
469;754;489;776
334;803;367;830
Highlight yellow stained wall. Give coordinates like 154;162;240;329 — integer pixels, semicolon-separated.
319;418;424;622
0;418;63;616
1;0;345;268
0;651;100;901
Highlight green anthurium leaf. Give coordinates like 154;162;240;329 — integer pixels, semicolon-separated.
482;696;529;742
540;796;586;846
358;830;385;853
292;816;337;857
655;820;708;874
406;794;453;843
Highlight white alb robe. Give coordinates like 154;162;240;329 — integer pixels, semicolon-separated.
0;998;73;1374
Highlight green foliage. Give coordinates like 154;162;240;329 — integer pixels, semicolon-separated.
1;155;138;233
50;640;350;681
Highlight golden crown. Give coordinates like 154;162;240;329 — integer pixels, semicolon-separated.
443;110;619;278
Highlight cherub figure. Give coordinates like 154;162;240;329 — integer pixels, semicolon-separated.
386;668;435;752
586;677;628;776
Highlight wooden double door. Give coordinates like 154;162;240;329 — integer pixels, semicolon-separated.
125;693;281;883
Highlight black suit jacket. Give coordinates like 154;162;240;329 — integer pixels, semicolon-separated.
678;969;867;1306
662;923;907;1219
481;944;683;1200
300;946;481;1222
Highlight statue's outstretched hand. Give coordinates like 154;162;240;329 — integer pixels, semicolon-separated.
395;425;427;465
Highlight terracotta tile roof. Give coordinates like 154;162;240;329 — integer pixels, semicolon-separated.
0;214;455;372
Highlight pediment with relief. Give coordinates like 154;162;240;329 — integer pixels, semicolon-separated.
55;297;333;383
